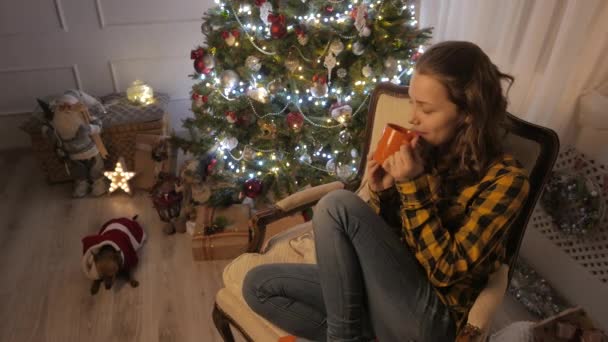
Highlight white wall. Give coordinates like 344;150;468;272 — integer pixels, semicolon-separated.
0;0;213;149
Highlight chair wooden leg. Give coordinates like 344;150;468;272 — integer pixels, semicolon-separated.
213;304;236;342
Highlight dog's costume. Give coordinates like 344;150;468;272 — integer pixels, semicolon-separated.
81;217;146;280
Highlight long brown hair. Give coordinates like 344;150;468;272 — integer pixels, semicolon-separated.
414;41;514;191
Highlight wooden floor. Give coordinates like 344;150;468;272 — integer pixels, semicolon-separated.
0;151;535;342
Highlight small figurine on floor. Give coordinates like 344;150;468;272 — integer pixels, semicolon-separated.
81;216;146;295
37;90;109;197
173;155;217;234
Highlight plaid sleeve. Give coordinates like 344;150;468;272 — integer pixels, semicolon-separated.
368;184;402;226
367;183;382;215
396;171;530;287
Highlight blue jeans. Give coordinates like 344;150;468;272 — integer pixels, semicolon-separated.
243;190;456;341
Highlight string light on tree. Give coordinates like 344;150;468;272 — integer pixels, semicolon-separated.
104;157;136;194
179;0;432;203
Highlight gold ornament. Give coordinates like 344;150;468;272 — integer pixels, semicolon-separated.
267;79;283;94
242;145;255;161
258;120;277;139
104;157;136;194
284;55;299;73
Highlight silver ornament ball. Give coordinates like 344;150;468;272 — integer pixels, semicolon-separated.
220;70;240;91
299;153;312;164
352;42;365;56
245;56;261;72
337;164;354;180
220;136;239;151
384;56;398;77
203;54;215;69
339;130;352;144
310;82;328;98
326;159;336;174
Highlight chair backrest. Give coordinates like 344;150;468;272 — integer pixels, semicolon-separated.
356;83;560;279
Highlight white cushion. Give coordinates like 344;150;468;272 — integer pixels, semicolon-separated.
216;288;286;340
218;225;317;340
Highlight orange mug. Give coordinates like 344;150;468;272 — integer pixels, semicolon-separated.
373;123;416;164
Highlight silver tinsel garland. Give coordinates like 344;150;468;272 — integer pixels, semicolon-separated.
508;258;569;319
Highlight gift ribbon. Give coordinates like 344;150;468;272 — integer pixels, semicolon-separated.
191;93;208;103
190;47;205;60
221;29;240;39
312;74;327;84
267;13;285;25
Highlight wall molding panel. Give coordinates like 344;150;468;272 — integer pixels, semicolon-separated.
109;57;191;100
95;0;205;28
0;65;82;114
0;0;68;36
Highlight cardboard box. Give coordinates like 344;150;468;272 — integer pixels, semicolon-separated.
191;204;253;261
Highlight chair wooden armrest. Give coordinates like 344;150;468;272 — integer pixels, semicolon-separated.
247;181;345;253
462;264;510;341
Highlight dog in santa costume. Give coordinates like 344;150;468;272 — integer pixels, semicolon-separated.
82;216;146;294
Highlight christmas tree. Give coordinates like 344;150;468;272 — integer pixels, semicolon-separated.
176;0;431;205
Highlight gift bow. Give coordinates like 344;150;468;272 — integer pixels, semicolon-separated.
221;29;240;39
190;47;205;60
312;74;327;84
267;13;285;25
191;93;208;103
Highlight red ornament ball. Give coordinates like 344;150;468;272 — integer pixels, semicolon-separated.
286;112;304;131
326;5;334;12
225;111;237;124
243;179;263;198
194;57;210;74
270;22;287;39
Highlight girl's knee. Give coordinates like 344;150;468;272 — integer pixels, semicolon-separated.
316;189;360;213
242;265;272;308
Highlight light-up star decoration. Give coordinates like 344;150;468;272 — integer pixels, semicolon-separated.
104;157;136;194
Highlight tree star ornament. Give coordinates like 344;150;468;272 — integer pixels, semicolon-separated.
104;157;136;194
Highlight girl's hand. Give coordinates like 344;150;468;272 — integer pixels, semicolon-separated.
382;135;425;182
366;151;395;192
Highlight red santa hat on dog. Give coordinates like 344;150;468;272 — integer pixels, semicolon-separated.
81;217;146;280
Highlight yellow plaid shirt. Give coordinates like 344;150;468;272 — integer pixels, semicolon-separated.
368;153;530;333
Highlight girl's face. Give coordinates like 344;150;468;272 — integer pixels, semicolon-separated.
407;72;466;146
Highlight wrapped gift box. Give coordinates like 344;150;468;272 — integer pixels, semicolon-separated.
191;204;252;261
20;92;170;183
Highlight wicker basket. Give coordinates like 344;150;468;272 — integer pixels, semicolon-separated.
21;92;170;183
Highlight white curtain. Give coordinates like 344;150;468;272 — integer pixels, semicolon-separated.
419;0;608;146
